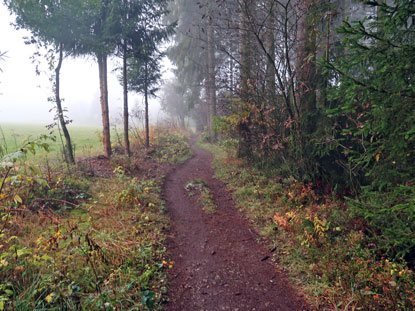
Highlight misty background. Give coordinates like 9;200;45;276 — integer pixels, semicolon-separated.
0;2;171;126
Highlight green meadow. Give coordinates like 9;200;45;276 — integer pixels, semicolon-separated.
0;123;102;163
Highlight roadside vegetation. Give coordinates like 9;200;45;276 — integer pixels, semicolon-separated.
0;127;190;311
198;140;415;311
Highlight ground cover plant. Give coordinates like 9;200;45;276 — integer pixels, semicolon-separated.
185;179;217;214
0;128;191;310
198;140;415;311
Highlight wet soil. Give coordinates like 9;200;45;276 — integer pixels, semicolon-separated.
164;137;312;311
77;151;172;179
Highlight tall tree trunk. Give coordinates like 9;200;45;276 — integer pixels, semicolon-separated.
295;0;319;175
319;3;331;108
122;43;131;157
180;115;185;129
98;53;112;158
265;0;276;103
55;44;74;164
230;53;234;94
296;0;317;133
144;62;150;149
240;0;253;101
238;0;254;158
206;3;217;141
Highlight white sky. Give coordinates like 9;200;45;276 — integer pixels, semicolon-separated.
0;3;171;126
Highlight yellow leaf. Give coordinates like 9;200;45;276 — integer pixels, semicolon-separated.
375;153;380;162
0;259;8;268
45;292;55;303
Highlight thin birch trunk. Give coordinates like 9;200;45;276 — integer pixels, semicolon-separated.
55;44;74;164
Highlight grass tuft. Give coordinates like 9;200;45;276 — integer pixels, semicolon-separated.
185;179;217;214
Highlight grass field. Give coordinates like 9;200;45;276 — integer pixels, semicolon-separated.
0;123;102;163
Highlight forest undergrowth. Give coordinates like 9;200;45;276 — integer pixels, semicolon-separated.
198;140;415;311
0;128;192;311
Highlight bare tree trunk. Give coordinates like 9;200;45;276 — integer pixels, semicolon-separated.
240;0;253;101
265;0;276;103
238;0;254;158
55;44;74;164
98;53;112;158
122;43;131;157
230;53;234;94
207;3;217;141
295;0;319;174
144;62;150;149
296;0;317;129
180;115;185;129
320;3;331;108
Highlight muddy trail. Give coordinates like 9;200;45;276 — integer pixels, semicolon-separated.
163;137;312;311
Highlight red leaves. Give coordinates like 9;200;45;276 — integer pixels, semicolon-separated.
284;118;295;128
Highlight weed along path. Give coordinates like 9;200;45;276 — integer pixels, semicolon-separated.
163;137;312;311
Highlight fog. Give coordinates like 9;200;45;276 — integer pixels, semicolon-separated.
0;3;170;127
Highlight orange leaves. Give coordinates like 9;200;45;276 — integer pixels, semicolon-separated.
273;212;291;232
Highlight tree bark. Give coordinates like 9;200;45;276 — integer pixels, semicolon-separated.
238;0;254;158
240;0;253;101
294;0;320;174
144;62;150;148
122;43;131;157
98;53;112;158
55;44;74;164
206;3;217;141
296;0;317;127
265;0;276;103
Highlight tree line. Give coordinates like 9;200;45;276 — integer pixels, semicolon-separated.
4;0;174;162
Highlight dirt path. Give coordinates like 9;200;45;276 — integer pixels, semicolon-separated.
163;137;312;311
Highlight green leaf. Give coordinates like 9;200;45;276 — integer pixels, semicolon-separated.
13;194;23;204
17;248;32;258
35;178;49;188
6;236;17;243
4;290;13;296
3;151;24;163
141;290;155;308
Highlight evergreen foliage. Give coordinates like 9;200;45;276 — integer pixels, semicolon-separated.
323;0;415;261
